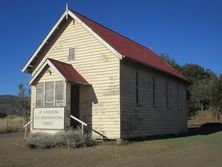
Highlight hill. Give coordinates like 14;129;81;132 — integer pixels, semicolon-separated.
0;95;30;116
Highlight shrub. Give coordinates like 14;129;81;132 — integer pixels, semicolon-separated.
25;128;95;149
0;112;7;118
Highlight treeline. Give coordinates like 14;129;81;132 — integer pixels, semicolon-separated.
0;84;30;117
160;54;222;116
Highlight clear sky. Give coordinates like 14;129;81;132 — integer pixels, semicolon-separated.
0;0;222;95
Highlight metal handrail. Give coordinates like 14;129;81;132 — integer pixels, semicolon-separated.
23;120;33;139
23;120;33;128
70;115;87;134
70;115;87;126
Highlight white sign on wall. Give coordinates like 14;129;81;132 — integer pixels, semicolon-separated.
33;107;65;130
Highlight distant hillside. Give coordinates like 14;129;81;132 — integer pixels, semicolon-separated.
0;95;30;116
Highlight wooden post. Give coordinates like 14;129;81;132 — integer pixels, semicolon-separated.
24;127;27;139
6;119;8;132
81;123;84;135
23;120;32;139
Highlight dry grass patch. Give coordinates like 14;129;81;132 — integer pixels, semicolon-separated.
188;110;222;127
0;116;24;133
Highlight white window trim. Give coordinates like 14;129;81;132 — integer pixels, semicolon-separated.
36;81;64;107
68;48;75;61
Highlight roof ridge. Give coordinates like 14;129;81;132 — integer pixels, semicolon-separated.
70;9;188;82
70;9;156;54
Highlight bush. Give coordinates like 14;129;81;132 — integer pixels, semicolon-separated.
25;129;95;149
0;112;7;118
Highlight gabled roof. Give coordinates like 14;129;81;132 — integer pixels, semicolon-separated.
71;10;189;82
29;58;89;85
23;9;189;83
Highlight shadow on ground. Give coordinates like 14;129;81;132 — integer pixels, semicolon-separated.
188;122;222;135
128;122;222;142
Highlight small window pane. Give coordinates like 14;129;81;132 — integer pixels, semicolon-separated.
166;80;169;108
152;76;156;106
36;83;44;107
55;81;64;106
45;82;54;107
136;72;142;105
68;48;75;61
136;72;139;104
177;83;180;110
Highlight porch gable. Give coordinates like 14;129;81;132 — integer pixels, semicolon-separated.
29;58;89;86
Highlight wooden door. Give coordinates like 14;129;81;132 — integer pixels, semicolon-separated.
70;85;80;128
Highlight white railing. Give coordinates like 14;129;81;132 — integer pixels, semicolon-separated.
23;120;33;139
70;115;87;135
23;120;33;128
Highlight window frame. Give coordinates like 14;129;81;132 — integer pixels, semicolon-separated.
55;81;65;107
177;83;181;110
45;81;54;107
35;81;64;107
36;82;45;107
166;80;169;108
136;71;142;106
152;76;156;107
68;48;75;61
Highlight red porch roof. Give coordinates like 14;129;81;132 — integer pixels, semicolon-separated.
48;58;89;85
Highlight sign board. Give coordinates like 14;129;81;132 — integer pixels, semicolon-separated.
33;107;64;130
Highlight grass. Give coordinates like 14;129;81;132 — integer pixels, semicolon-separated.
0;131;222;167
188;110;222;127
0;116;24;133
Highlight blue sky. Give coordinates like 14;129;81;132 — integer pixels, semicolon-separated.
0;0;222;95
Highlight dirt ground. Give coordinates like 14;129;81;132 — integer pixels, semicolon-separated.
0;130;222;167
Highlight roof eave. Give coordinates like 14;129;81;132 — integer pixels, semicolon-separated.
66;79;90;86
22;10;123;73
123;57;190;84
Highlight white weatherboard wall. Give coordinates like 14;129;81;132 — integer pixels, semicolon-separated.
30;66;66;134
30;18;120;139
120;60;187;139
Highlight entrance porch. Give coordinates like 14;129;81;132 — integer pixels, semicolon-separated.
29;58;90;134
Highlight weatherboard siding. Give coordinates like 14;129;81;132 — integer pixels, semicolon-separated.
120;60;187;139
30;18;120;139
30;67;66;134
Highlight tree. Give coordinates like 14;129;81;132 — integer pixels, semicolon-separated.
182;64;214;83
160;54;218;115
160;53;182;71
18;83;31;138
210;76;222;114
189;78;211;112
17;84;29;122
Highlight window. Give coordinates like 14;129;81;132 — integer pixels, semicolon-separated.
36;81;64;107
36;83;44;107
55;81;64;106
136;71;141;105
68;48;75;61
152;76;156;107
177;83;180;110
45;82;54;107
166;80;169;108
136;72;139;104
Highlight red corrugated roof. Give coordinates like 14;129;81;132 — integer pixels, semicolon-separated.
48;58;89;85
71;10;189;82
